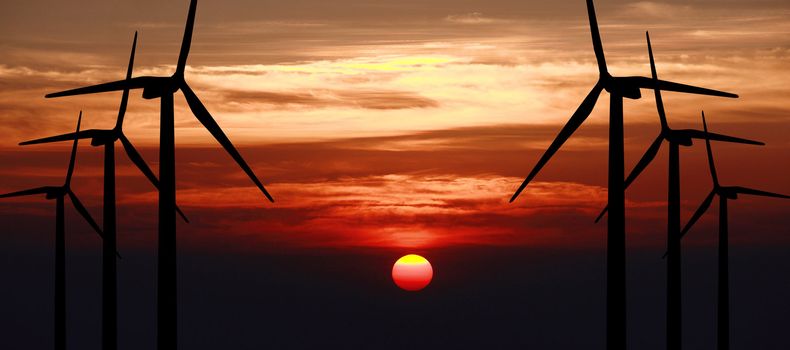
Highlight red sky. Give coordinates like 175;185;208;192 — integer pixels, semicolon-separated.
1;0;788;252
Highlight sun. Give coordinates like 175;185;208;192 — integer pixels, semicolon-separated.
391;254;433;291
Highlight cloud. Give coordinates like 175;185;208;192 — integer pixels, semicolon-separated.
0;118;788;251
222;89;439;110
621;2;693;18
445;12;505;25
115;174;608;248
4;34;789;145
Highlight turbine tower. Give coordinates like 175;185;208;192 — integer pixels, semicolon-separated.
593;32;762;350
0;113;103;350
21;32;188;350
508;2;738;349
679;113;789;350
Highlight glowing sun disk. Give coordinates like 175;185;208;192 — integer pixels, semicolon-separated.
392;254;433;291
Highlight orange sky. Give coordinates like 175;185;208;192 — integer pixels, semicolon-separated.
0;0;788;251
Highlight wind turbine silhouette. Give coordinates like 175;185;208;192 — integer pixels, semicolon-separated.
44;1;273;347
44;0;274;348
677;112;789;350
0;113;103;350
21;32;188;350
508;1;738;348
590;32;763;350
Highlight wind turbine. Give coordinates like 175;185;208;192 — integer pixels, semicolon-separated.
43;1;273;348
0;113;103;350
589;32;763;350
508;1;738;348
679;113;789;350
595;32;764;349
21;32;188;350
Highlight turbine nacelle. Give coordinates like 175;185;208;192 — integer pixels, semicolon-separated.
141;77;181;100
44;187;65;200
665;132;694;147
90;130;120;147
720;188;739;200
605;76;643;100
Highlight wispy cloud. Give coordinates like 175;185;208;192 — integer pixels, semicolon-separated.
222;89;439;110
445;13;507;25
116;174;608;248
621;2;693;18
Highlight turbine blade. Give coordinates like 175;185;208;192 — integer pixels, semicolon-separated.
683;129;764;146
181;83;274;203
119;135;190;222
119;134;157;185
586;0;607;75
0;186;52;199
67;190;104;239
647;32;657;80
654;89;669;130
594;134;663;223
679;190;716;239
646;32;669;129
658;78;738;98
701;112;720;186
116;31;137;129
511;83;603;202
19;129;107;146
627;77;738;98
176;0;198;75
65;112;82;187
46;77;147;98
624;134;664;189
69;190;119;258
126;32;137;80
175;205;190;223
732;186;790;199
594;205;608;224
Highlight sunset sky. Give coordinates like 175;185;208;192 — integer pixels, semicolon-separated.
2;0;787;252
2;1;790;349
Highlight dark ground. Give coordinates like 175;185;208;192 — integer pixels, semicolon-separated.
2;240;789;349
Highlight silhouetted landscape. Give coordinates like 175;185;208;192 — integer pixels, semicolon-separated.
3;244;790;349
